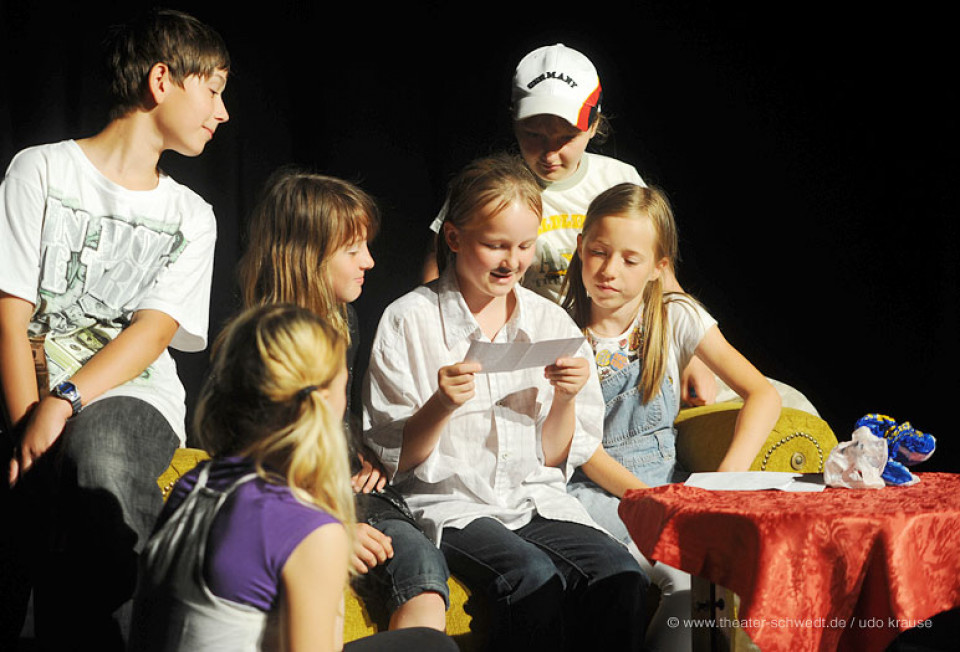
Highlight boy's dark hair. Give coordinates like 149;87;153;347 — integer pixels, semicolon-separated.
104;8;231;120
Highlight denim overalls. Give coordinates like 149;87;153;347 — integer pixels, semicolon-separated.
599;357;680;486
568;357;682;543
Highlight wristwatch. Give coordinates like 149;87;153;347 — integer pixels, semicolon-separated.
51;381;82;417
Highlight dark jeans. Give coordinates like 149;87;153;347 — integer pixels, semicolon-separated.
352;489;450;625
10;396;178;651
441;515;649;652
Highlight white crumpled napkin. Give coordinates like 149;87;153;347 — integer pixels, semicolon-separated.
824;426;887;489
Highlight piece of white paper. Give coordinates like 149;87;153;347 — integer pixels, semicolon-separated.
684;472;826;492
464;337;585;373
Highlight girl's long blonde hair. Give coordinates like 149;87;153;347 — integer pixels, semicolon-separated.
435;153;542;275
194;303;356;530
562;183;681;403
237;168;379;342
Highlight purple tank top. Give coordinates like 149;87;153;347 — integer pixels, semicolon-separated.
161;457;340;611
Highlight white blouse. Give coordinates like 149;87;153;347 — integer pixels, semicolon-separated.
362;268;605;544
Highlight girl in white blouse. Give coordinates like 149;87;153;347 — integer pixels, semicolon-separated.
364;153;649;650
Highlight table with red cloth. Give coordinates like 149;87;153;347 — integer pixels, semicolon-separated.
619;472;960;652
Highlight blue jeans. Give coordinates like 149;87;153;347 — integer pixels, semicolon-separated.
441;516;648;651
16;396;178;650
352;488;450;623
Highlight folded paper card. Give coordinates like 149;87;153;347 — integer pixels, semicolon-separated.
684;471;826;492
464;337;585;373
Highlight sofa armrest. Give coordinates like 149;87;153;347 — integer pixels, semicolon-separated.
675;402;838;473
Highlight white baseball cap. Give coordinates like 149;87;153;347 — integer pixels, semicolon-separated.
511;43;602;132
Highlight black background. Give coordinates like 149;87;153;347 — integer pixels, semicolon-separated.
2;0;956;472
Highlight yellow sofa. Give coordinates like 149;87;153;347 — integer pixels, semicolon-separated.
676;402;838;473
158;402;838;648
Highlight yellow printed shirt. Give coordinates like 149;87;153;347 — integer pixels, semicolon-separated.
521;152;644;303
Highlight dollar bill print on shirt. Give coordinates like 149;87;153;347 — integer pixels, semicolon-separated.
29;194;188;387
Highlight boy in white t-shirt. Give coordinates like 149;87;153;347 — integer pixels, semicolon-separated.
0;9;230;648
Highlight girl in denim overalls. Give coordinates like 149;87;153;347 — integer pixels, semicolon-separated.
561;182;782;650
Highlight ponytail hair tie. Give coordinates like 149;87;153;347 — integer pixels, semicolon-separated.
296;385;320;402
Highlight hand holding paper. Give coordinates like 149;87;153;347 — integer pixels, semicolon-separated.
436;362;482;410
464;337;585;373
545;356;591;400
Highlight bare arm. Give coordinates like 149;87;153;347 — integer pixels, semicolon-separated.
663;268;718;406
540;357;591;468
693;326;781;471
281;523;350;652
398;362;481;472
0;293;39;430
580;446;649;498
9;308;179;483
60;309;179;403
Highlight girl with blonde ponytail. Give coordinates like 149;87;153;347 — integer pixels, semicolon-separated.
561;183;782;651
194;303;355;524
131;304;457;651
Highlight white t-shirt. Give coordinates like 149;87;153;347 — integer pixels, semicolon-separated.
529;152;644;302
362;267;605;544
0;140;217;443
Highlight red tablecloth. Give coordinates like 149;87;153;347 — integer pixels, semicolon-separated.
619;472;960;652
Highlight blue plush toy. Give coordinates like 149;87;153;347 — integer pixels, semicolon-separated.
854;414;936;486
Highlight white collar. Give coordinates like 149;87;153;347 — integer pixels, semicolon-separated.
437;266;532;349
